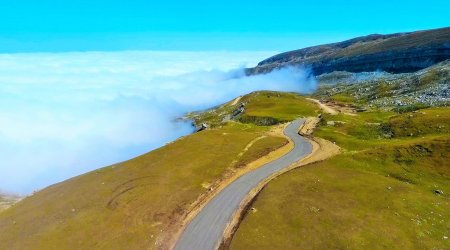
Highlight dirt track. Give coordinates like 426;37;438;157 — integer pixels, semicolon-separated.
306;98;338;115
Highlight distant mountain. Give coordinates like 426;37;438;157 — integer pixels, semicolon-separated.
247;27;450;75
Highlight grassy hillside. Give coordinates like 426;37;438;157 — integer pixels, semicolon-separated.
189;91;319;127
231;107;450;249
240;91;318;122
0;92;319;250
4;87;447;249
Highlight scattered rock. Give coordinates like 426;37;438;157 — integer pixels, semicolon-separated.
434;190;444;195
196;123;208;132
309;206;320;213
327;120;346;126
201;182;211;189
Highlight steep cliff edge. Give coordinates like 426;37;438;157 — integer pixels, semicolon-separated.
247;27;450;75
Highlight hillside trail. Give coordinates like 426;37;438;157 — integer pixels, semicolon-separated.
230;96;242;106
306;98;357;116
306;98;339;115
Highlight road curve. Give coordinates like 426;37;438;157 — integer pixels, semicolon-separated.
174;119;312;250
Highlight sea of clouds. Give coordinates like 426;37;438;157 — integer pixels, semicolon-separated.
0;51;316;194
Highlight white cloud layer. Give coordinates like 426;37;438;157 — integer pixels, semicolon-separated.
0;51;316;194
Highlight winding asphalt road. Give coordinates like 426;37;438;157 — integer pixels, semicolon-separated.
174;119;312;250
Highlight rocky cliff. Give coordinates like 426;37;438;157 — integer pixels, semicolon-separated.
247;27;450;75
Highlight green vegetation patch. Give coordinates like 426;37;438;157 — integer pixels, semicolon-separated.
315;107;450;150
233;136;288;168
231;106;450;249
241;91;319;121
237;115;282;126
231;138;450;250
190;91;320;127
329;93;355;103
386;108;450;137
418;69;441;89
372;80;395;99
315;110;395;150
393;103;430;114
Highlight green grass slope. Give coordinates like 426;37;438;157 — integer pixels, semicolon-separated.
190;91;319;127
231;107;450;249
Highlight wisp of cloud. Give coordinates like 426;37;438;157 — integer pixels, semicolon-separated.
0;51;316;194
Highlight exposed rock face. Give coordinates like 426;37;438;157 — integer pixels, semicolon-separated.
247;27;450;75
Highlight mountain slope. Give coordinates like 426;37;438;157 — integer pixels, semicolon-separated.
231;107;450;249
247;27;450;75
0;92;319;250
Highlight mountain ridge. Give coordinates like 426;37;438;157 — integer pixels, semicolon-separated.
246;27;450;75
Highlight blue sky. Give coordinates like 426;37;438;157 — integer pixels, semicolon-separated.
0;0;449;52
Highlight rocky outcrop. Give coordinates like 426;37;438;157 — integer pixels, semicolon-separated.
313;60;450;107
247;27;450;76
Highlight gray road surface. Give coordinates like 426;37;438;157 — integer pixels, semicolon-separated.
174;119;312;250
